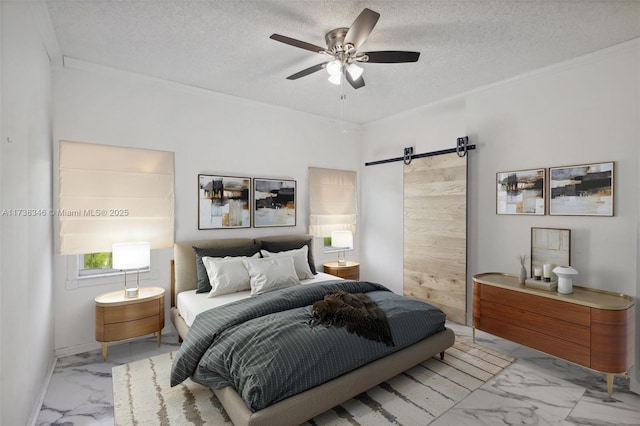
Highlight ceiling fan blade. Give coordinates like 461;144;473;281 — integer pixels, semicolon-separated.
363;51;420;63
286;62;328;80
270;34;326;53
345;71;365;89
344;8;380;50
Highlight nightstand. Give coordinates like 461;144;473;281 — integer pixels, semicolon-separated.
323;261;360;280
95;286;165;360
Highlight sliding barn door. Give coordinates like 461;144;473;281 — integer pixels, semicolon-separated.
403;152;467;324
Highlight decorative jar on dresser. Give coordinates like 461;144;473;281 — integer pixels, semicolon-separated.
472;272;634;396
95;286;165;360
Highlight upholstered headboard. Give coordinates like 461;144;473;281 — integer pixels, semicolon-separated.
171;234;315;307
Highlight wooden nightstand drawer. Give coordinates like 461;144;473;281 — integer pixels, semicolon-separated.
323;261;360;280
101;315;162;342
102;298;161;324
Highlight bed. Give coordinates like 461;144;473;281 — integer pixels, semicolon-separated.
169;234;455;426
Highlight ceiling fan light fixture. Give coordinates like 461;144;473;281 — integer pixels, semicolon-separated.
328;73;342;85
326;60;342;76
347;63;363;80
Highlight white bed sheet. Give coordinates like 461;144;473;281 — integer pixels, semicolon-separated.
177;272;342;326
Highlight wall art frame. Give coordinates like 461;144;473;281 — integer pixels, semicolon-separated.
253;178;296;228
496;168;545;215
549;161;614;216
198;174;251;229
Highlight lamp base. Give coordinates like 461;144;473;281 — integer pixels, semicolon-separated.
557;277;573;294
338;259;347;266
125;288;139;298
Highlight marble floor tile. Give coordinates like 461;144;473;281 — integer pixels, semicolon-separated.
37;333;179;426
37;324;640;425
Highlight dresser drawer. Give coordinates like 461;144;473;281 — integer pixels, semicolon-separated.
481;284;591;326
480;299;590;346
481;316;590;366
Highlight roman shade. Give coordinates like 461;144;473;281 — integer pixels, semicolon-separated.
308;167;357;237
58;140;175;255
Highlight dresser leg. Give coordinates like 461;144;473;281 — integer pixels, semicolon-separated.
472;327;476;343
606;373;614;396
102;343;108;361
157;332;162;347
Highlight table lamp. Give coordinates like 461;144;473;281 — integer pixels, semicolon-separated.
553;265;578;294
112;242;150;298
331;230;353;266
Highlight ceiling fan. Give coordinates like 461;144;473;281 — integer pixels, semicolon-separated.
270;8;420;89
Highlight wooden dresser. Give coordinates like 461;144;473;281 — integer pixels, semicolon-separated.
472;273;634;396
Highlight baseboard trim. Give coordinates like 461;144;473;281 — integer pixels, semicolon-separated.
27;353;57;426
55;341;102;358
54;331;175;358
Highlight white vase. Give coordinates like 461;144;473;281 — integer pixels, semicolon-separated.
519;265;527;284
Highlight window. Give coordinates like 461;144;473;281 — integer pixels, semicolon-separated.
308;167;358;238
77;251;151;278
79;252;115;277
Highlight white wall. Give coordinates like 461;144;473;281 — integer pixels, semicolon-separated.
361;40;639;391
52;61;362;353
0;2;55;425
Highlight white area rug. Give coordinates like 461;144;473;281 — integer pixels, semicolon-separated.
112;338;515;425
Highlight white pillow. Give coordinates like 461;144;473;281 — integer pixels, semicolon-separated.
202;256;251;297
260;245;314;280
243;256;300;296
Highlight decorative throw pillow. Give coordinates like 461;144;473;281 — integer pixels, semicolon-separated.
243;256;300;296
259;238;317;275
192;244;260;293
202;256;251;297
260;246;314;280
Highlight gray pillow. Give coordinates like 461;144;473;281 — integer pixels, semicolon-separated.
192;244;261;293
259;238;317;275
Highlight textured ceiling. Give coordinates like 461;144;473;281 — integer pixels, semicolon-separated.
45;1;640;124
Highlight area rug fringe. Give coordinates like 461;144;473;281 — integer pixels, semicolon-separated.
112;338;515;426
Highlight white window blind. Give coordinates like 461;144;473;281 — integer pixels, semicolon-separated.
308;167;357;237
58;140;175;255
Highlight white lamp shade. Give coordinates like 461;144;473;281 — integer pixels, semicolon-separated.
553;266;578;276
331;230;353;248
347;63;363;80
112;242;150;270
326;60;342;76
328;73;342;85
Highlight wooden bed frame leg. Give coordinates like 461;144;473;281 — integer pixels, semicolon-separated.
439;351;445;360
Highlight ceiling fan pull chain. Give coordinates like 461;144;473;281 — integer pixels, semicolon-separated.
340;91;347;134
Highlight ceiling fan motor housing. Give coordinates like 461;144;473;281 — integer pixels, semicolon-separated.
325;27;351;53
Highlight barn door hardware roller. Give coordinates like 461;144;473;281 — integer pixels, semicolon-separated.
364;136;476;166
403;147;414;165
456;136;469;158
